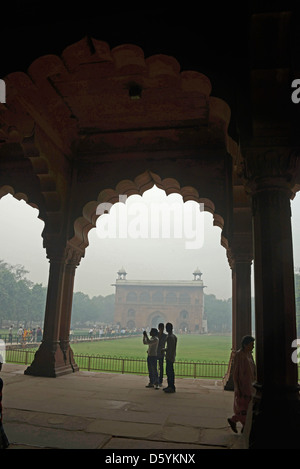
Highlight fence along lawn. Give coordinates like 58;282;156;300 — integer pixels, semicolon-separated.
5;334;233;379
70;333;232;362
73;334;232;378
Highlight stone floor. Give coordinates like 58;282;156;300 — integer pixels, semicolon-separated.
1;363;247;450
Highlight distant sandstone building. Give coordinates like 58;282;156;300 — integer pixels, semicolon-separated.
112;268;207;333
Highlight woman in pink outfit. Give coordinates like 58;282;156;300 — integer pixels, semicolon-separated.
228;335;256;433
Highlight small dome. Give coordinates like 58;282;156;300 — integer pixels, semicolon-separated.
117;267;127;280
193;268;202;280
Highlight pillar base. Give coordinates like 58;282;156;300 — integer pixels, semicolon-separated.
24;341;79;377
249;388;300;449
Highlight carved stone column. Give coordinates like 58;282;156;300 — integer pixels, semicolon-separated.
231;249;253;351
59;245;83;373
25;240;83;377
243;149;300;449
224;242;253;390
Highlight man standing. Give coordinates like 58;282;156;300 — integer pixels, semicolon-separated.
157;323;167;387
162;323;177;393
143;328;159;389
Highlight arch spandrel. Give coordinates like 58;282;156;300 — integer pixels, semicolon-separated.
1;38;232;157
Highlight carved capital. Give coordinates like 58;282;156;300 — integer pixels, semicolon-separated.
43;235;84;267
240;148;300;196
65;243;84;267
227;246;253;270
43;236;66;263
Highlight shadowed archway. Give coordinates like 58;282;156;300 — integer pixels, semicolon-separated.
1;14;300;447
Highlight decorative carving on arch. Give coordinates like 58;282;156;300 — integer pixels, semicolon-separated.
68;170;226;253
0;184;39;210
1;37;235;160
0;136;64;235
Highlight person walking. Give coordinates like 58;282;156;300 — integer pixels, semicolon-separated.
162;322;177;393
157;323;167;387
227;335;256;434
143;328;159;389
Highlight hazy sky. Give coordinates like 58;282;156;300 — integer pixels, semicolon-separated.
0;185;300;300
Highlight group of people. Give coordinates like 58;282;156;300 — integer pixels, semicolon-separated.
143;322;177;393
0;327;256;448
15;326;42;344
143;326;256;433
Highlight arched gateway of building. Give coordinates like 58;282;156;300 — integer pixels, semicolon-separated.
0;5;300;448
113;268;206;333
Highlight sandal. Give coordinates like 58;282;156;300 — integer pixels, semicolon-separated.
227;418;238;433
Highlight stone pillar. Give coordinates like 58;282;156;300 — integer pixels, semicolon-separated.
25;240;82;377
232;258;252;350
224;245;252;390
59;245;82;373
244;150;300;449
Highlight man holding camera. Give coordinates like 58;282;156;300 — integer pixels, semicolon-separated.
143;328;159;390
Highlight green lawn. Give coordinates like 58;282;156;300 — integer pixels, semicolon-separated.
71;334;232;363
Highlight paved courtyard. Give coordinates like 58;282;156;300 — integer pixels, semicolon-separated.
1;363;247;450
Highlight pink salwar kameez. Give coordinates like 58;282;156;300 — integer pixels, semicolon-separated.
231;348;256;426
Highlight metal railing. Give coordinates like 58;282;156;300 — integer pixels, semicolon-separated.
5;349;300;381
5;349;228;379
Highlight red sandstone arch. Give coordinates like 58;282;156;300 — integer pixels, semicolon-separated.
1;38;236;156
1;37;240;259
0;184;39;210
68;170;227;256
0;136;64;237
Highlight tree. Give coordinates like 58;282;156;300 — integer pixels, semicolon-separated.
0;260;46;327
71;292;115;326
0;261;18;325
204;293;232;333
29;283;47;325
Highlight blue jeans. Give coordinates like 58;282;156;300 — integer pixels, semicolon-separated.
147;355;159;385
166;360;175;390
157;357;164;384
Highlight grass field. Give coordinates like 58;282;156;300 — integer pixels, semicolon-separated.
71;334;232;363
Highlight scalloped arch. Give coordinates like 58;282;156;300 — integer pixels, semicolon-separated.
3;37;233;147
0;184;41;213
69;171;227;253
0;138;64;235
